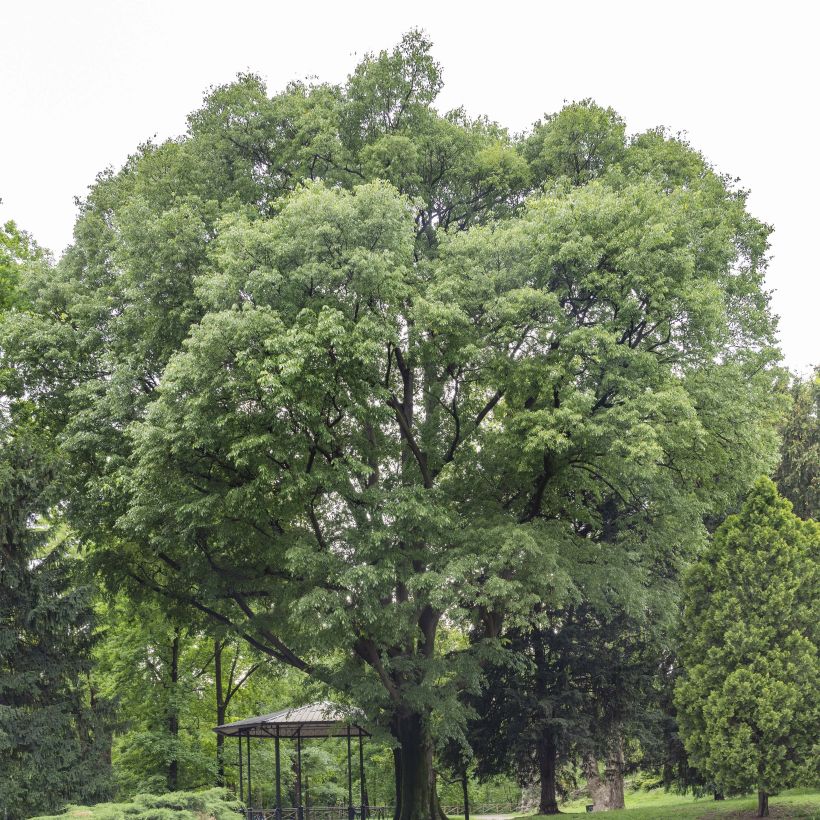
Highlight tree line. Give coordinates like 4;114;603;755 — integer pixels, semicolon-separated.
1;30;817;820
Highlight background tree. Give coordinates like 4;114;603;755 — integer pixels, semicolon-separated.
774;368;819;520
0;422;116;818
91;595;288;796
1;220;115;819
674;478;819;817
0;217;42;311
468;603;667;814
92;598;216;794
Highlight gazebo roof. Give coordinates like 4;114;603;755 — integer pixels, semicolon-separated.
213;700;369;738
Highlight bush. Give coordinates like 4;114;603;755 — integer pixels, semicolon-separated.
31;788;242;820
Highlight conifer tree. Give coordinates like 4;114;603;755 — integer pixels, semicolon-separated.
0;423;116;818
674;478;819;817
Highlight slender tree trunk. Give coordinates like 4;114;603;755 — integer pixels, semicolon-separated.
461;770;469;820
537;729;560;814
757;790;768;817
215;639;226;786
393;710;442;820
168;629;180;791
393;748;403;820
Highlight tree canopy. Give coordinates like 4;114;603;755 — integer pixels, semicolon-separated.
0;31;788;820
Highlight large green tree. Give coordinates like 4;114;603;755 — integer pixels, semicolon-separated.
1;34;785;820
674;478;819;817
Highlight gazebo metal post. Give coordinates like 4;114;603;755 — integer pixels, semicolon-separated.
347;726;354;820
238;734;244;803
275;726;282;820
246;732;252;819
296;728;303;820
358;732;366;820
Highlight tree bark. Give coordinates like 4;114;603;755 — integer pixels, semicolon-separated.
393;710;441;820
168;629;180;791
215;639;226;786
757;790;768;817
537;729;560;814
393;748;403;820
604;735;625;811
584;754;606;811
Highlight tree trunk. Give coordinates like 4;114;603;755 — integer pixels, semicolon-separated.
393;748;403;820
461;770;469;820
168;629;180;791
604;735;625;811
537;729;560;814
757;790;768;817
584;754;606;811
393;710;441;820
215;639;226;786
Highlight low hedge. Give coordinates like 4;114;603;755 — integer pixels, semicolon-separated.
32;788;242;820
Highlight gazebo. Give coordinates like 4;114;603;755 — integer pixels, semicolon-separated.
214;701;371;820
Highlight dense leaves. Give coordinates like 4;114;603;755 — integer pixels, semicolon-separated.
0;423;116;817
0;31;791;819
31;788;242;820
674;478;819;815
774;369;819;520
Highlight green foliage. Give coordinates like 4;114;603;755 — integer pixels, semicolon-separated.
90;594;314;797
0;30;789;818
0;422;115;818
468;607;668;790
674;478;820;799
774;368;819;520
523;99;626;186
31;788;241;820
0;218;44;310
92;599;215;794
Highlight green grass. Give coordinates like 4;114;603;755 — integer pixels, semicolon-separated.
33;786;820;820
538;786;820;818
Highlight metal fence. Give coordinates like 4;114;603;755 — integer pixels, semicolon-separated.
439;804;519;816
244;804;518;820
245;807;391;820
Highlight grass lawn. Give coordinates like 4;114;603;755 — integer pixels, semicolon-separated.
529;786;820;818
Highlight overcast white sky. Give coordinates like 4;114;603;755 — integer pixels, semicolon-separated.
1;0;816;373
